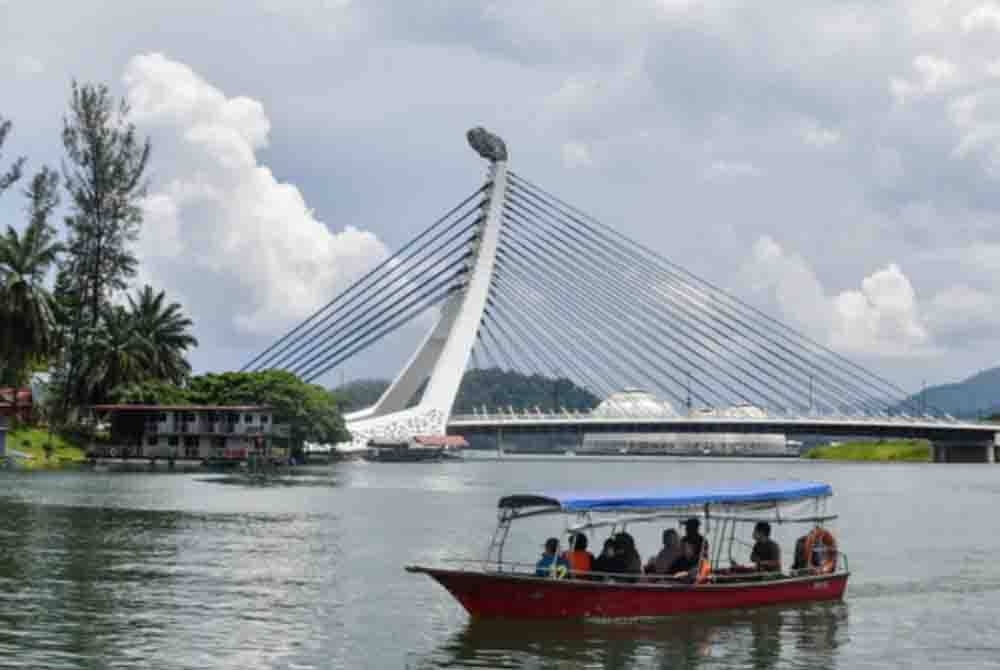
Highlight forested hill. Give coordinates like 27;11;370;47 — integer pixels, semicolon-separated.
899;366;1000;418
331;368;600;414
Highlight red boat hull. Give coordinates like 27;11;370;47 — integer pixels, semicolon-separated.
407;567;848;619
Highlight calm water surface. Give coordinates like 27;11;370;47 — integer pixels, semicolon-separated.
1;457;1000;669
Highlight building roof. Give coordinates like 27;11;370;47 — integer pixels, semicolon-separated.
91;404;272;412
591;389;677;418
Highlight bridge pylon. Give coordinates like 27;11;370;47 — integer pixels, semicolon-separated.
343;128;508;446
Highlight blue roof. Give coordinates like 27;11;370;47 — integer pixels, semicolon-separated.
498;480;832;512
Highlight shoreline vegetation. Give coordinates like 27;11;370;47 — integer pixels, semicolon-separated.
803;439;930;462
5;427;87;469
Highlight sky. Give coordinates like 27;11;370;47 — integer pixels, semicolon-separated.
3;0;1000;393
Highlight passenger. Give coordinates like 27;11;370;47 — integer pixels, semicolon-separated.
667;539;701;582
614;532;643;581
535;537;570;577
562;532;594;577
682;517;708;557
645;528;681;575
732;521;782;573
592;538;621;577
791;535;809;572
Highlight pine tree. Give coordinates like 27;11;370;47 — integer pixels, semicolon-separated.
55;82;151;412
0;115;25;196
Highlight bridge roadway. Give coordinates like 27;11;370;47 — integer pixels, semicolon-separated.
446;414;1000;463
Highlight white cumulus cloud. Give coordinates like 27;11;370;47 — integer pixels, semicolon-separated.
741;236;931;356
961;3;1000;32
891;54;958;104
124;52;389;344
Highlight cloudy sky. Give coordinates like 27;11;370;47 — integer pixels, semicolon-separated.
3;0;1000;392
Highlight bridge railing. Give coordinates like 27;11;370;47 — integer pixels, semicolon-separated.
448;411;969;425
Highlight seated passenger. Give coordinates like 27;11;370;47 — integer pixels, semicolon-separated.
791;535;809;572
613;532;642;582
562;532;594;576
645;528;681;575
667;539;702;582
592;538;622;577
732;521;782;573
682;517;708;558
535;537;570;577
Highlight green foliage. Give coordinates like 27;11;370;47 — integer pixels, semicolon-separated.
55;81;151;411
0;115;25;195
331;368;600;414
6;426;87;470
454;368;599;413
803;440;930;462
187;371;348;446
127;285;198;384
111;379;192;405
331;378;392;412
0;167;63;386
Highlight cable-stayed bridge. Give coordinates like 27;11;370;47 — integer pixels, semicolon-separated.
244;128;998;463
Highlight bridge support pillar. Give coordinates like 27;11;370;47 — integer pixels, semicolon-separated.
931;440;997;463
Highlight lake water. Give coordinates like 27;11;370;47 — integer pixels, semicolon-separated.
1;456;1000;669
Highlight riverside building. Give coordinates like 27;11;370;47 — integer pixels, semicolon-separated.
90;404;290;462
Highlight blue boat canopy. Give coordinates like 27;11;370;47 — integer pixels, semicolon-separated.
498;480;832;512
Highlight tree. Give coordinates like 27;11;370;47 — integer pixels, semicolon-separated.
77;304;153;404
55;82;151;410
0;168;63;387
110;379;192;405
188;371;349;447
0;115;25;196
127;285;198;384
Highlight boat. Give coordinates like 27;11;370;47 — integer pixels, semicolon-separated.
363;435;468;462
406;480;848;619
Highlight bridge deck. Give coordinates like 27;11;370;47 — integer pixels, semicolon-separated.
447;414;999;442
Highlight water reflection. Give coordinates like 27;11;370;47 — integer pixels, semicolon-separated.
0;500;184;667
416;604;847;669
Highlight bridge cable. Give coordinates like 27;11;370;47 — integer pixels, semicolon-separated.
509;173;924;413
243;185;487;371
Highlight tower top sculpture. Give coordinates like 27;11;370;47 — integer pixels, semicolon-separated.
466;126;508;162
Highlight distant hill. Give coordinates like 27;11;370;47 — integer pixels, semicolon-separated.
331;368;599;414
330;378;391;413
900;366;1000;418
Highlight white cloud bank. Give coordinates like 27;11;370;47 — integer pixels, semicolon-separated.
742;236;931;356
124;53;388;342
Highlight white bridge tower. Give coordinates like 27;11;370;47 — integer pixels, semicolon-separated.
343;128;508;446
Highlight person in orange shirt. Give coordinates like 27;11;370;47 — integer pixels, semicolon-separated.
562;532;594;577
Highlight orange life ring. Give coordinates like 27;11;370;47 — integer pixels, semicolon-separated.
695;558;712;584
803;528;837;574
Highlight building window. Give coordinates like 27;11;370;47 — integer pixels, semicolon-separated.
183;412;196;422
146;435;157;446
227;413;238;423
261;415;269;424
167;436;179;447
183;436;198;448
158;412;166;422
244;414;254;423
213;436;226;448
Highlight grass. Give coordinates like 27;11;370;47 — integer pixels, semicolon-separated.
803;439;930;462
4;426;88;470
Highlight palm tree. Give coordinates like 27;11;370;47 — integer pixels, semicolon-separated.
78;304;153;403
126;285;198;384
0;168;63;387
